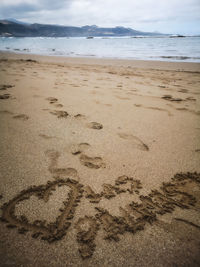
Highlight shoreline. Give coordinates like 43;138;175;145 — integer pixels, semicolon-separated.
1;51;200;72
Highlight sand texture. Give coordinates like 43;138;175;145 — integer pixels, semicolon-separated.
0;53;200;267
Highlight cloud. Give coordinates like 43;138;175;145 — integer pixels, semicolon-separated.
0;0;200;34
0;0;72;17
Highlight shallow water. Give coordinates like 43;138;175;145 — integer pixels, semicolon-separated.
0;36;200;62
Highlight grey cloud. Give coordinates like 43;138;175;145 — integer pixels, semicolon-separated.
38;0;73;11
0;0;73;20
0;3;38;19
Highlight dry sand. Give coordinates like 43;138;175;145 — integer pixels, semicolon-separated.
0;52;200;266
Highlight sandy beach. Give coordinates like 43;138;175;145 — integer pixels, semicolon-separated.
0;52;200;266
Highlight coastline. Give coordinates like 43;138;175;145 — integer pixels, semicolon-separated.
1;51;200;72
0;51;200;266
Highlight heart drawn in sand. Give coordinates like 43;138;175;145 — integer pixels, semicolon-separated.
1;178;83;242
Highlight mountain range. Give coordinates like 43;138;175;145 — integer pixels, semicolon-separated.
0;19;165;37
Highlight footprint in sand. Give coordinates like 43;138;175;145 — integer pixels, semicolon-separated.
74;114;86;119
80;154;105;169
0;84;14;90
70;143;90;155
178;88;188;93
39;134;59;140
45;149;60;168
0;94;10;99
50;110;69;118
46;97;58;104
162;95;183;102
168;105;200;116
33;95;41;98
46;97;63;108
50;167;78;178
0;110;13;115
134;104;142;107
45;149;78;178
115;95;130;100
134;104;172;116
55;104;63;108
87;122;103;130
186;96;196;101
13;114;29;121
25;59;37;63
118;133;149;151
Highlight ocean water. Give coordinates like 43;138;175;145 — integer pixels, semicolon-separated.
0;36;200;62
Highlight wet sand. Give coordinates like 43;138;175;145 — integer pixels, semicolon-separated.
0;52;200;266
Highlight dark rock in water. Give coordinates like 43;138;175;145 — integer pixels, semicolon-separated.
170;35;185;38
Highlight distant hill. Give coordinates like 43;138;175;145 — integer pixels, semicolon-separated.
0;20;165;37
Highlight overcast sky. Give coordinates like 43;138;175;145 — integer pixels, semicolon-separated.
0;0;200;34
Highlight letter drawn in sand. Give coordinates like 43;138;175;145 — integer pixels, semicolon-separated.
75;216;99;258
80;154;105;169
0;172;200;259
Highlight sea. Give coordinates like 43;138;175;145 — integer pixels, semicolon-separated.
0;36;200;62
